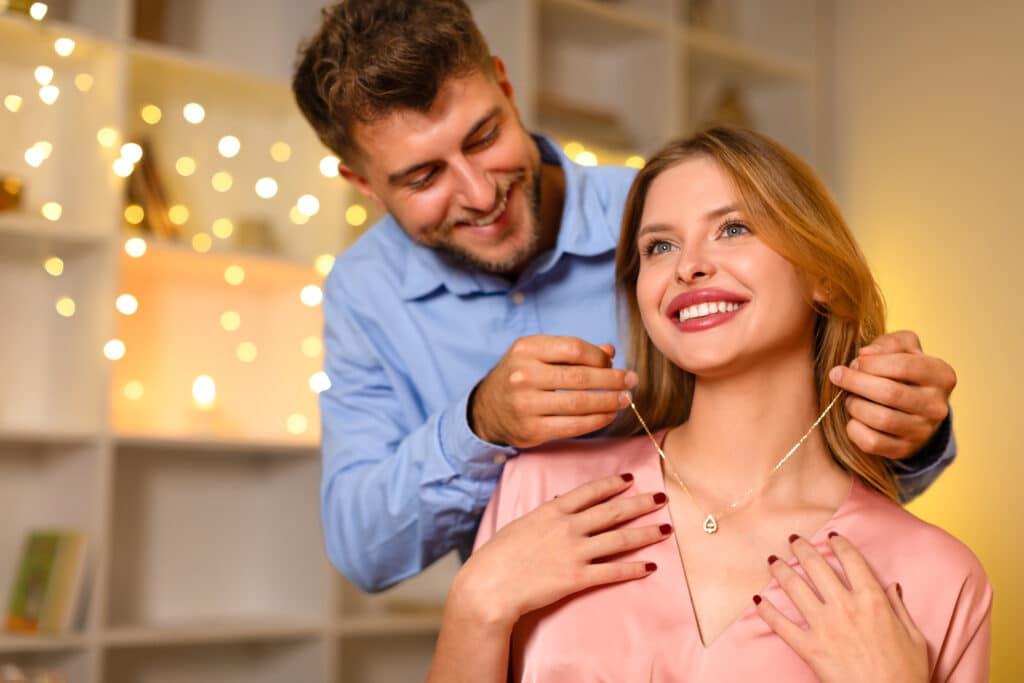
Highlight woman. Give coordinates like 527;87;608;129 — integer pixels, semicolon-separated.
427;127;991;682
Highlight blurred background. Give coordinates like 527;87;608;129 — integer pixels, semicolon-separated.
0;0;1018;680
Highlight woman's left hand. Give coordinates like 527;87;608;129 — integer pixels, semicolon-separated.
754;532;930;683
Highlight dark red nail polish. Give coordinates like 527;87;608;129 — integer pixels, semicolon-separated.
896;583;903;599
659;524;673;535
653;492;667;504
752;595;762;605
767;555;778;565
788;534;800;543
828;531;839;539
645;562;658;572
621;473;634;482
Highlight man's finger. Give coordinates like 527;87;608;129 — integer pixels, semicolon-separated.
538;365;637;392
846;419;915;460
532;413;621;445
542;389;632;416
828;366;935;416
845;395;937;441
849;353;956;394
859;330;923;356
516;335;616;368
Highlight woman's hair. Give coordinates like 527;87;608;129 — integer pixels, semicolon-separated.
614;126;900;501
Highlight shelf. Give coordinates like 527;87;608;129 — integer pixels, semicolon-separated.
0;11;115;52
0;215;112;257
542;0;669;38
336;613;442;639
684;27;813;83
0;427;99;447
103;619;326;648
113;433;318;458
0;632;88;653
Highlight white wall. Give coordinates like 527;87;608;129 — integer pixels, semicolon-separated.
832;2;1023;678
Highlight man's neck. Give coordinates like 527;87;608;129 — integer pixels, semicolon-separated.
536;161;566;256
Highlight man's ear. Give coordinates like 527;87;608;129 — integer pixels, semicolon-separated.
339;162;385;212
491;55;520;115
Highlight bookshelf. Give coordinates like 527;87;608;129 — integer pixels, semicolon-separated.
0;0;825;680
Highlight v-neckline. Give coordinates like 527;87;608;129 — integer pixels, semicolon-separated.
647;429;858;650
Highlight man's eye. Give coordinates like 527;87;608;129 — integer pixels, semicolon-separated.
469;127;498;149
409;169;437;189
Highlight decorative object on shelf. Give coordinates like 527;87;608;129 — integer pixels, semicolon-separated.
0;174;22;212
696;85;752;131
684;0;735;33
538;92;631;151
133;0;166;43
127;139;179;238
4;530;88;635
0;665;66;683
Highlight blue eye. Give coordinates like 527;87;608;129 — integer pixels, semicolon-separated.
721;222;750;238
643;240;674;256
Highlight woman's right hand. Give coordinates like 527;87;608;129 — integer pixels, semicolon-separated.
449;472;672;630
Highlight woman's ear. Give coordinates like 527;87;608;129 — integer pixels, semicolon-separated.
811;279;833;305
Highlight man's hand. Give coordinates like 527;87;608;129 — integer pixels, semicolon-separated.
828;330;956;460
470;336;637;448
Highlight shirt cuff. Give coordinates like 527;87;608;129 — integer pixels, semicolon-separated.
889;407;954;474
437;390;517;481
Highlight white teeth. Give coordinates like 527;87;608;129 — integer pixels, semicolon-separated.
677;301;741;322
468;192;509;226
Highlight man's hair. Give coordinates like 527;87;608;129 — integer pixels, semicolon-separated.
292;0;494;165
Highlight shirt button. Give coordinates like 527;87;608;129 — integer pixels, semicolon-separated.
511;291;525;304
493;454;508;464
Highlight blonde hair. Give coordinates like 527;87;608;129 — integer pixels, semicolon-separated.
614;126;899;501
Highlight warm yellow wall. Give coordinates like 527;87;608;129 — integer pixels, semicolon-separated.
832;2;1022;679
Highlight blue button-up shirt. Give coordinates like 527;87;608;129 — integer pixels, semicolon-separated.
319;135;955;592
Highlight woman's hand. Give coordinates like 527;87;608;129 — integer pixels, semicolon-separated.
451;472;671;630
754;532;929;683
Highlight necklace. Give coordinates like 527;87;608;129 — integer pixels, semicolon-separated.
629;392;843;534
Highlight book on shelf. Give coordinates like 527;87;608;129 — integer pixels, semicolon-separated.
4;530;88;635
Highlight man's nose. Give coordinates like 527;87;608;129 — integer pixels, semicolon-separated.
452;158;497;213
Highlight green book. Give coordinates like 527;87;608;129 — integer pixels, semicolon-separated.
5;531;87;634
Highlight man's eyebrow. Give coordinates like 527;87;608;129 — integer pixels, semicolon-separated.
386;107;502;186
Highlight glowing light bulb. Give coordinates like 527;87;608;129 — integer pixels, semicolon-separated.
141;104;162;125
254;177;278;199
211;171;232;192
104;339;126;360
300;284;323;307
4;95;23;112
319;155;340;177
112;158;134;177
563;141;584;158
41;202;62;221
309;371;331;394
289;206;309;225
33;141;53;159
39;85;59;105
192;375;216;409
124;237;147;258
74;73;93;92
43;257;64;276
224;265;245;286
212;218;233;239
218;135;240;158
29;2;48;20
24;147;45;167
120;143;143;164
575;151;598;167
236;342;258;363
124;205;144;225
220;311;241;331
34;66;54;85
345;205;368;227
55;297;75;317
124;381;144;400
175;156;196;176
270;142;291;162
183;102;205;124
54;38;75;57
301;336;323;358
286;414;308;435
97;127;119;148
625;155;645;169
314;253;335;277
297;194;320;216
168;204;189;225
115;294;138;315
191;233;212;253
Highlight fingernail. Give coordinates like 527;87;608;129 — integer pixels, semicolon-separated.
767;555;778;565
659;524;673;535
828;531;839;539
850;358;861;371
619;391;632;406
621;473;634;482
653;492;668;504
645;562;658;572
896;583;903;599
624;371;639;388
788;534;800;543
828;367;842;383
752;595;762;605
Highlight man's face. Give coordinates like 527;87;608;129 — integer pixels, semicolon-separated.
341;62;544;276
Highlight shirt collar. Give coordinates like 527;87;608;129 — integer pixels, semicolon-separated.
399;133;618;300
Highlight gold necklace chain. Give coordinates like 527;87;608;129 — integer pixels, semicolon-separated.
629;392;843;534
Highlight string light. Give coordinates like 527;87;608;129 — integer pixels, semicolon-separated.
43;257;64;276
345;205;368;227
104;339;126;361
625;155;645;169
4;95;23;112
286;414;308;435
270;142;291;162
314;254;335;277
55;297;75;317
124;237;147;258
211;171;232;192
319;155;340;177
575;151;598;166
24;146;46;168
74;74;93;92
224;265;245;286
39;85;59;105
289;206;309;225
53;38;75;57
563;141;584;158
183;102;205;124
168;204;189;225
175;156;196;176
115;294;138;315
34;66;54;85
254;177;278;199
297;194;320;217
124;381;144;401
218;135;240;158
301;336;323;357
141;104;162;125
97;127;119;148
220;311;241;331
211;218;233;239
192;375;216;409
113;158;134;177
121;143;143;164
300;284;323;307
41;202;62;221
309;371;331;394
236;342;258;363
29;3;48;20
124;205;144;224
191;233;212;253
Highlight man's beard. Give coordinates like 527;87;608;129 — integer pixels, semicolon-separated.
435;170;544;277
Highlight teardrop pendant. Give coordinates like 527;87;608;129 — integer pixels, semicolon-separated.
702;514;719;534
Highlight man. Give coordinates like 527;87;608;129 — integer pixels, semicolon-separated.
292;0;958;592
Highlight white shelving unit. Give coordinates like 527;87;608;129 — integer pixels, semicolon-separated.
0;1;824;681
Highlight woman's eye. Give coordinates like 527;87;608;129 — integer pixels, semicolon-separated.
644;240;673;256
721;222;749;238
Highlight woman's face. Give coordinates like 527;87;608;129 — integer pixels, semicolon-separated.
635;156;819;379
